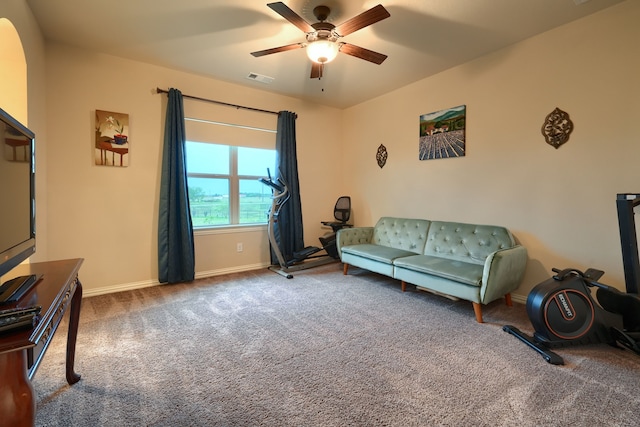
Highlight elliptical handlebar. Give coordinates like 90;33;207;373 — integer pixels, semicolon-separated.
259;168;290;219
258;177;284;193
259;168;288;195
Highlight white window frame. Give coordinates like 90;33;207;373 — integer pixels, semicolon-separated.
186;142;276;228
184;116;277;229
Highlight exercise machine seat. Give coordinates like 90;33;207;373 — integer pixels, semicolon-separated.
322;196;352;232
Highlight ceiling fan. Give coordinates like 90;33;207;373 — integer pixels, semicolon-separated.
251;2;390;79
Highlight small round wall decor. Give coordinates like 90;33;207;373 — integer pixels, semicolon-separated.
542;107;574;149
376;144;388;168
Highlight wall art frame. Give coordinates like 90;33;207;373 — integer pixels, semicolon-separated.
419;105;466;160
95;109;130;167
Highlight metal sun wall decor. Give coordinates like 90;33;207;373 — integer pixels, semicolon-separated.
95;110;130;167
376;144;388;168
419;105;466;160
542;107;573;149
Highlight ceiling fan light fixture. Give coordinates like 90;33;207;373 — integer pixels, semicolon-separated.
306;39;339;64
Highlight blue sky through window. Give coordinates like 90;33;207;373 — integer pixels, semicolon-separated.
186;142;275;196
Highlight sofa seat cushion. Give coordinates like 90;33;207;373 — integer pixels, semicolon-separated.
341;244;417;265
393;255;483;287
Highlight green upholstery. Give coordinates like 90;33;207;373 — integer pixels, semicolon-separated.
370;217;431;253
338;218;430;277
423;221;515;264
338;217;528;322
393;255;484;287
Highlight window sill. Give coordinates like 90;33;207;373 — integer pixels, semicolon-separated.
193;224;267;236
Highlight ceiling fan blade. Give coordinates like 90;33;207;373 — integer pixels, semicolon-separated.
251;43;304;57
310;62;323;79
267;2;315;33
334;4;390;37
339;43;388;64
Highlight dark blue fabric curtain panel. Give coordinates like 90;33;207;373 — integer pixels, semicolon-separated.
158;88;195;283
272;111;304;264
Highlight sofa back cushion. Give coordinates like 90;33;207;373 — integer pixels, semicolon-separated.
372;217;431;254
424;221;516;265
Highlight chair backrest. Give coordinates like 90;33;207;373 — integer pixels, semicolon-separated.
334;196;351;223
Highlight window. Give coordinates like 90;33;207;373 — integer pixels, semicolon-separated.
185;142;276;227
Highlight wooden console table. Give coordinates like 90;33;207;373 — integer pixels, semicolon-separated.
0;258;84;427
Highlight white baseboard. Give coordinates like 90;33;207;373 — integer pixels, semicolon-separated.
193;263;269;280
82;263;270;298
414;286;528;305
511;293;527;304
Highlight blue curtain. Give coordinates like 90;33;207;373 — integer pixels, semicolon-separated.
158;88;195;283
272;111;304;264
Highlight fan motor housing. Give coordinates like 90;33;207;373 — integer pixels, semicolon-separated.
313;5;331;21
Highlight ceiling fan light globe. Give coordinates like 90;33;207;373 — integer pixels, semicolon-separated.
307;40;339;64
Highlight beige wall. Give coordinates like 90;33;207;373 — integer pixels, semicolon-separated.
0;17;27;123
42;42;342;294
342;1;640;299
3;0;639;300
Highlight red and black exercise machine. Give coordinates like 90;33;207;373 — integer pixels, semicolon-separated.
504;193;640;365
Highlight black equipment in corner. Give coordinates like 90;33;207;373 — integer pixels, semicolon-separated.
504;267;640;365
505;194;640;365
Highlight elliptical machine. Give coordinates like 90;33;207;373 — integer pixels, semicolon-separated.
504;193;640;365
259;169;338;279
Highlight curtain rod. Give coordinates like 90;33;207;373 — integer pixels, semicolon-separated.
155;87;280;116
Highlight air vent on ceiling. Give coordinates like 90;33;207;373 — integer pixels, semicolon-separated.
246;73;275;84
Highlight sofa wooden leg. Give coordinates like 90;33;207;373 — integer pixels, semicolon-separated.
343;263;349;275
472;302;483;323
401;281;406;292
505;293;513;307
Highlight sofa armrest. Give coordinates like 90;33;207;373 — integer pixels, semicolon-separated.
479;245;528;304
336;227;374;258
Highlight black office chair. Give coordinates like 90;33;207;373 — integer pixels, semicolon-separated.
320;196;352;259
321;196;352;232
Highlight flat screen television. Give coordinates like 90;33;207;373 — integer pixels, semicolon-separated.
0;107;37;302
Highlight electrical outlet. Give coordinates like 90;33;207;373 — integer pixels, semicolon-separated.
236;243;243;252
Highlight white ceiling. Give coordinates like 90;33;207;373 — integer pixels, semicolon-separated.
26;0;624;109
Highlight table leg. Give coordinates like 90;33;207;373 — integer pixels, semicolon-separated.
65;278;83;385
0;351;35;427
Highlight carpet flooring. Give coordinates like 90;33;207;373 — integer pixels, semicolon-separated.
33;263;640;426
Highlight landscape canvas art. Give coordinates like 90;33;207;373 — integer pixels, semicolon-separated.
95;110;129;167
419;105;466;160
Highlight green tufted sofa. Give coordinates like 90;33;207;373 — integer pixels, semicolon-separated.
336;217;528;322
